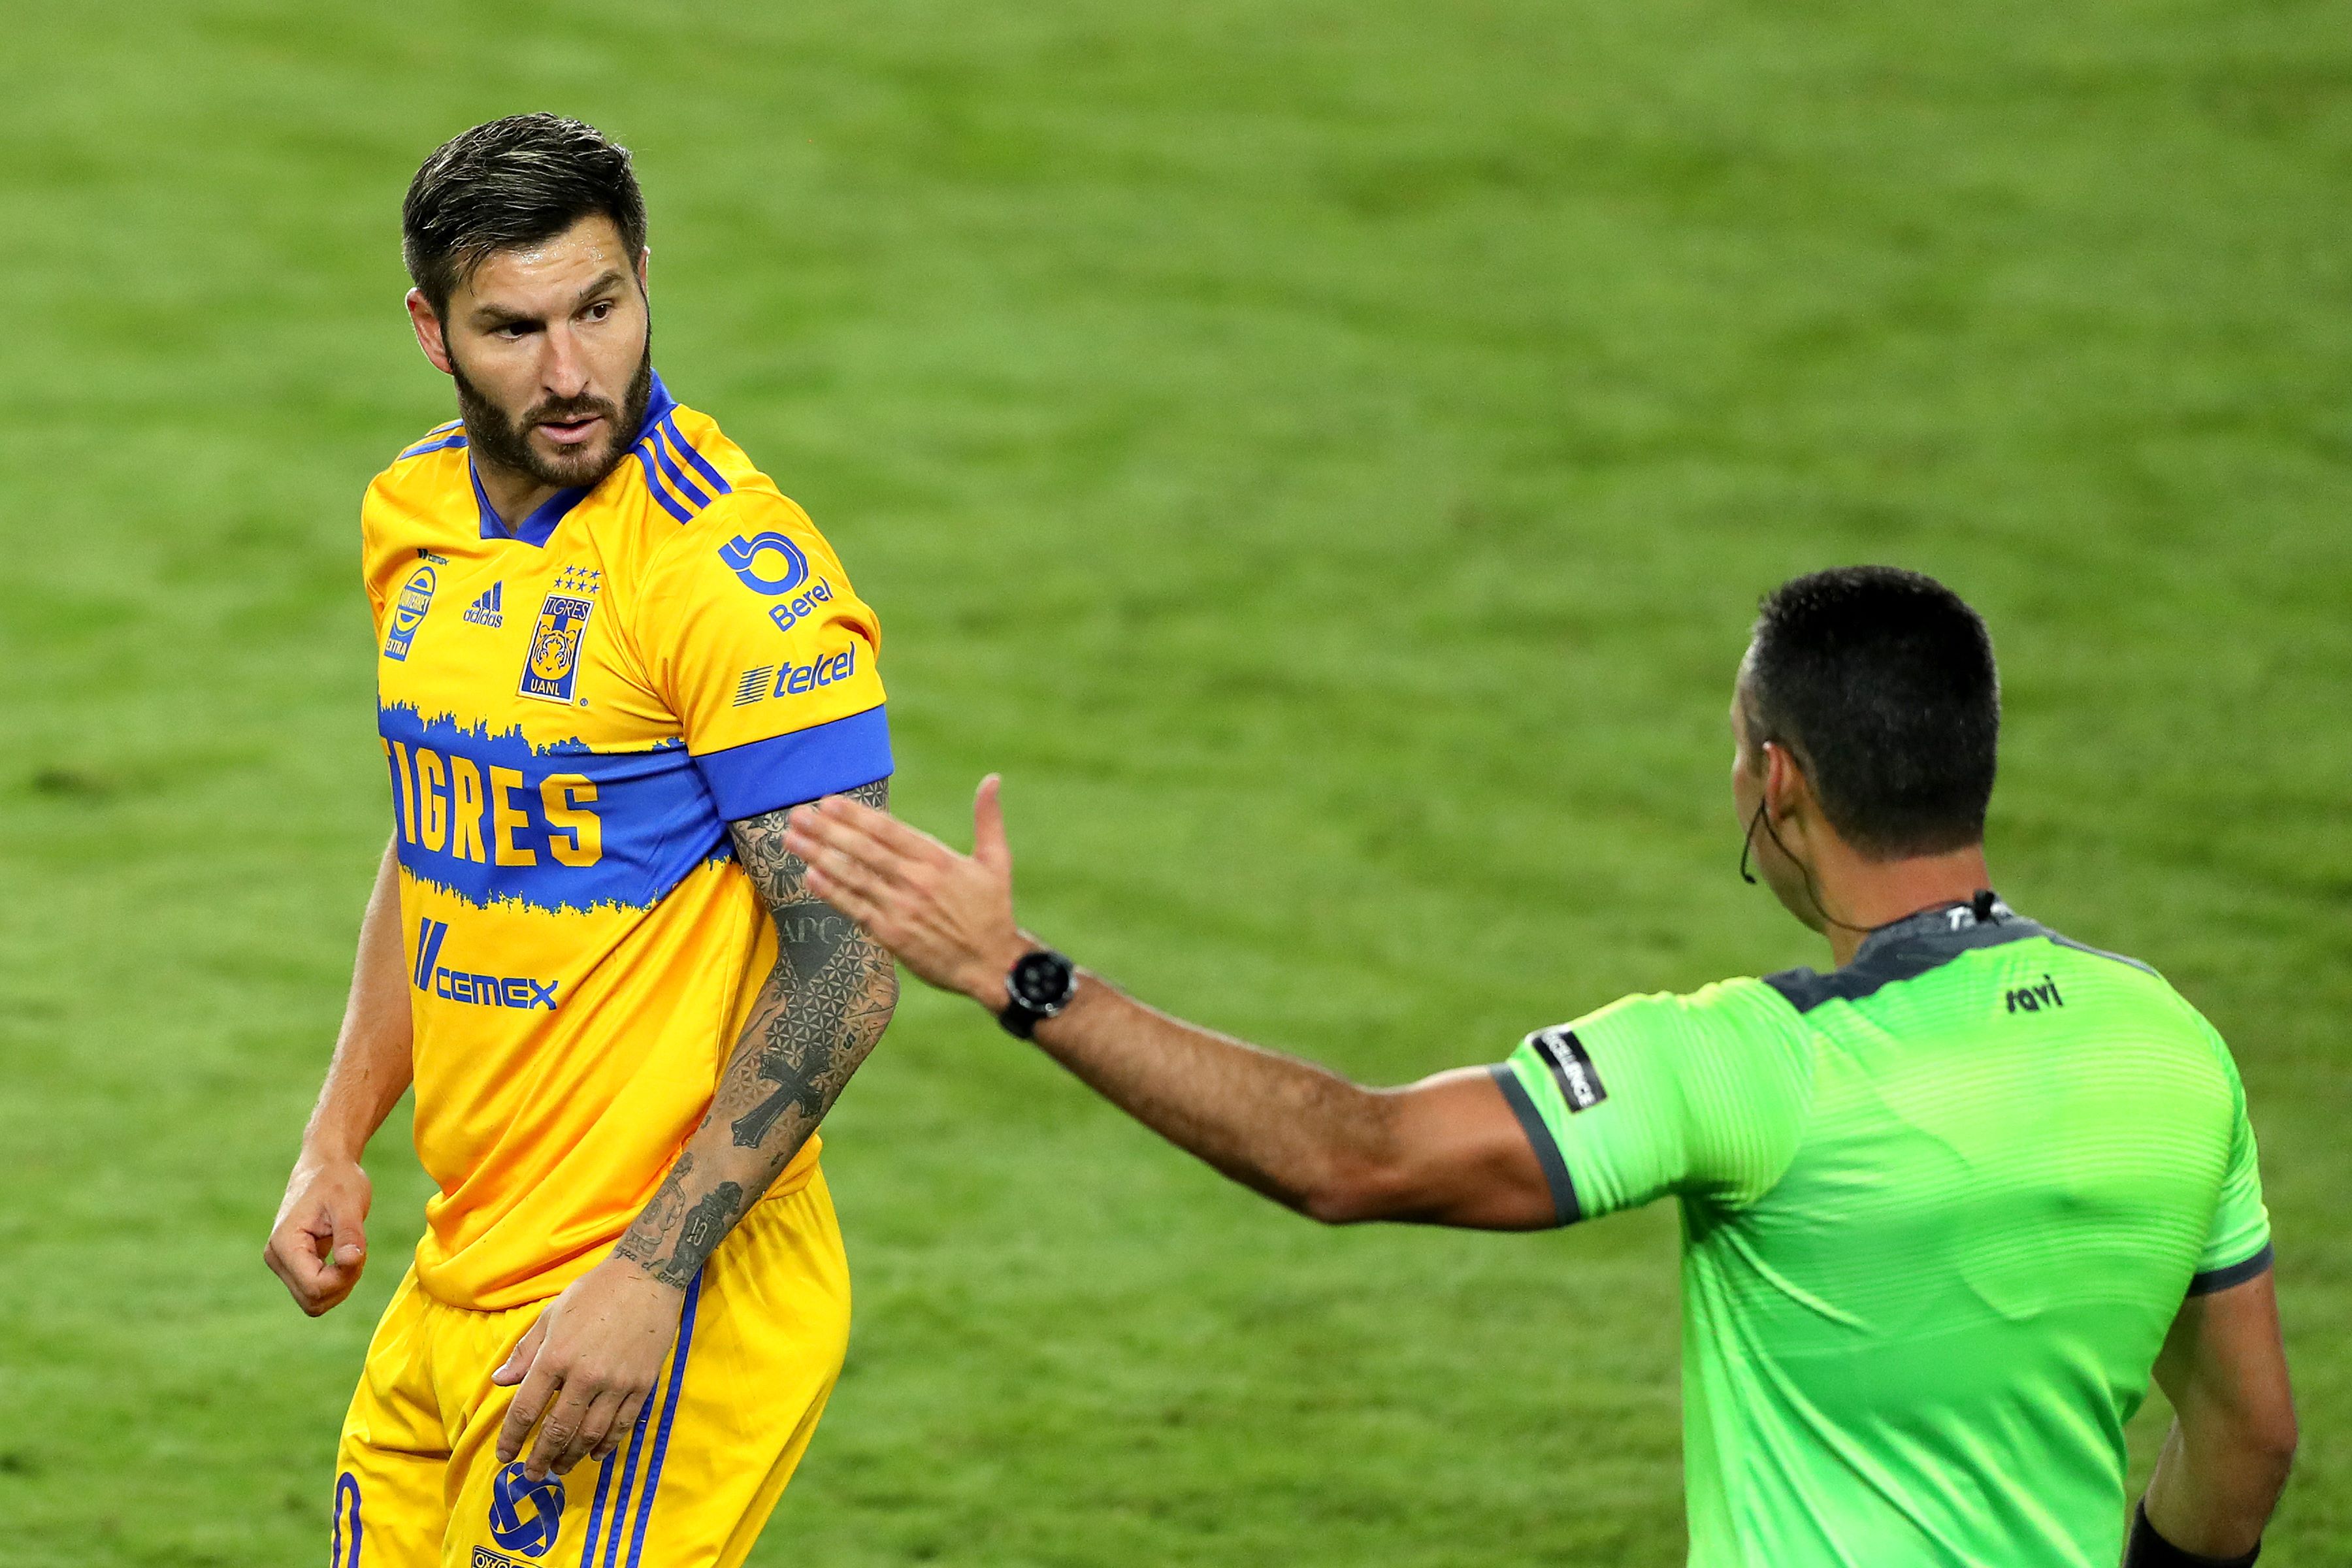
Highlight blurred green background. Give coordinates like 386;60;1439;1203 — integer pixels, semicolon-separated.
1;1;2346;1562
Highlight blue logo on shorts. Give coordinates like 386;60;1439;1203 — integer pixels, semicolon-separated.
718;531;811;596
488;1463;564;1557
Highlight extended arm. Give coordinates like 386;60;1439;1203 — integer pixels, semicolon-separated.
2134;1270;2296;1562
495;778;899;1480
264;834;414;1315
783;777;1556;1232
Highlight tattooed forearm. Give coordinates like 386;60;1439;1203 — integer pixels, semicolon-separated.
614;779;898;1288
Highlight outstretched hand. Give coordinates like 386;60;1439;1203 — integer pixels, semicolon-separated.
785;775;1028;1007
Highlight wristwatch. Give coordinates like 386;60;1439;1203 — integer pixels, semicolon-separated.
998;947;1078;1039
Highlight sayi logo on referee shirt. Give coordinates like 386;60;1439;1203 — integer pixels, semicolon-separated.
1527;1026;1608;1112
383;563;438;661
719;531;835;634
518;564;601;704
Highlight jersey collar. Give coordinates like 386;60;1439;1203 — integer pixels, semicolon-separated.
1848;893;2016;970
470;369;678;548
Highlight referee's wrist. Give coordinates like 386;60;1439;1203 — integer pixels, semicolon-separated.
2127;1503;2260;1568
966;933;1038;1013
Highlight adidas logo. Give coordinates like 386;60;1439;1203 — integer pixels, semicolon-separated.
463;582;504;628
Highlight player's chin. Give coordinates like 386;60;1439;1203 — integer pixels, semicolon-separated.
532;426;626;486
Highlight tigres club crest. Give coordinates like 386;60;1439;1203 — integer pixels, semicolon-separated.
518;592;595;704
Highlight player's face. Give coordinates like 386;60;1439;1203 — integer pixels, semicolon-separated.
431;214;651;492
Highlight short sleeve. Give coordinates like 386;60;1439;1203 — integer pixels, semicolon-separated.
2189;1034;2272;1293
638;492;892;821
1492;979;1813;1227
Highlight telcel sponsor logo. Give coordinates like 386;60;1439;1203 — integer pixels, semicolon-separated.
776;647;857;700
413;919;559;1011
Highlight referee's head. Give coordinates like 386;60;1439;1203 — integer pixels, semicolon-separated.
1732;567;2000;927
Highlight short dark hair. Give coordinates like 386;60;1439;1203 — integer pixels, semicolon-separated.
401;114;647;316
1742;566;1999;858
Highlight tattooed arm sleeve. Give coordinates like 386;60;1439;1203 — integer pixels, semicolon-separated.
613;778;899;1287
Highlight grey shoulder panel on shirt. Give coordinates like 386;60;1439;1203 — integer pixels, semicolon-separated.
1488;1065;1582;1228
1763;919;2055;1014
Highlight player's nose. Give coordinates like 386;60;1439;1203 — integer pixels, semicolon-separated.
540;324;593;400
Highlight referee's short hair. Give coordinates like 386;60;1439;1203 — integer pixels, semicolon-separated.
402;114;647;318
1742;566;2000;859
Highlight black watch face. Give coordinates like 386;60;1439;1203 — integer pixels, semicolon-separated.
1009;950;1074;1010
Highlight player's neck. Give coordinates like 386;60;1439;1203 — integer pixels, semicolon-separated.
1812;842;1995;968
474;456;564;531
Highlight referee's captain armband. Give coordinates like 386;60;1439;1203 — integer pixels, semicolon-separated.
1490;979;1813;1228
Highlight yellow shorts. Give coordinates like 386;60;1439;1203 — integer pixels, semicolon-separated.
332;1171;850;1568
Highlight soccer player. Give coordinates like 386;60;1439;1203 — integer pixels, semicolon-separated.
262;115;897;1567
785;568;2297;1567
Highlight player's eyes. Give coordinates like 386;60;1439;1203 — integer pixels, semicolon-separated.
583;301;613;322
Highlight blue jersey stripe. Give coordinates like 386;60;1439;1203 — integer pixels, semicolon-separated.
399;431;468;460
660;414;732;495
624;1271;704;1566
596;1388;659;1568
333;1472;364;1568
631;445;695;525
575;1423;623;1568
649;427;711;509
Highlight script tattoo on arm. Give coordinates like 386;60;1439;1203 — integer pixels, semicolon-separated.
615;778;898;1288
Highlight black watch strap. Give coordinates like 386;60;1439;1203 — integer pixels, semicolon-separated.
998;948;1077;1039
2125;1505;2260;1568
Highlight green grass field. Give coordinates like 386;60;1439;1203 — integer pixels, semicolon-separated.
3;1;2347;1562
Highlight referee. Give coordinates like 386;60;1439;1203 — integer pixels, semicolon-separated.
784;567;2296;1566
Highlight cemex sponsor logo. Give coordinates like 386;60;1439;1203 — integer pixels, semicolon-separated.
2006;974;2065;1014
464;582;504;627
412;919;559;1011
1529;1026;1607;1111
731;647;858;706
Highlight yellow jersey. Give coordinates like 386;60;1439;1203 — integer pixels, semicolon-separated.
361;373;889;1312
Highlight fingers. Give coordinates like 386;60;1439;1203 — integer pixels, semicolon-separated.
495;1343;560;1465
551;1386;629;1477
521;1377;597;1482
801;860;889;935
972;774;1010;873
492;1312;548;1387
263;1208;348;1316
329;1209;368;1273
593;1390;649;1462
785;809;923;902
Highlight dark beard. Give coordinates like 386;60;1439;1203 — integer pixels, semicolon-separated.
451;342;653;494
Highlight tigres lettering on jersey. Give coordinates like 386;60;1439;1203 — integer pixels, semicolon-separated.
360;372;890;1311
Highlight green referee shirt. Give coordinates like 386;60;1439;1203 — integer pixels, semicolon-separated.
1495;900;2272;1567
